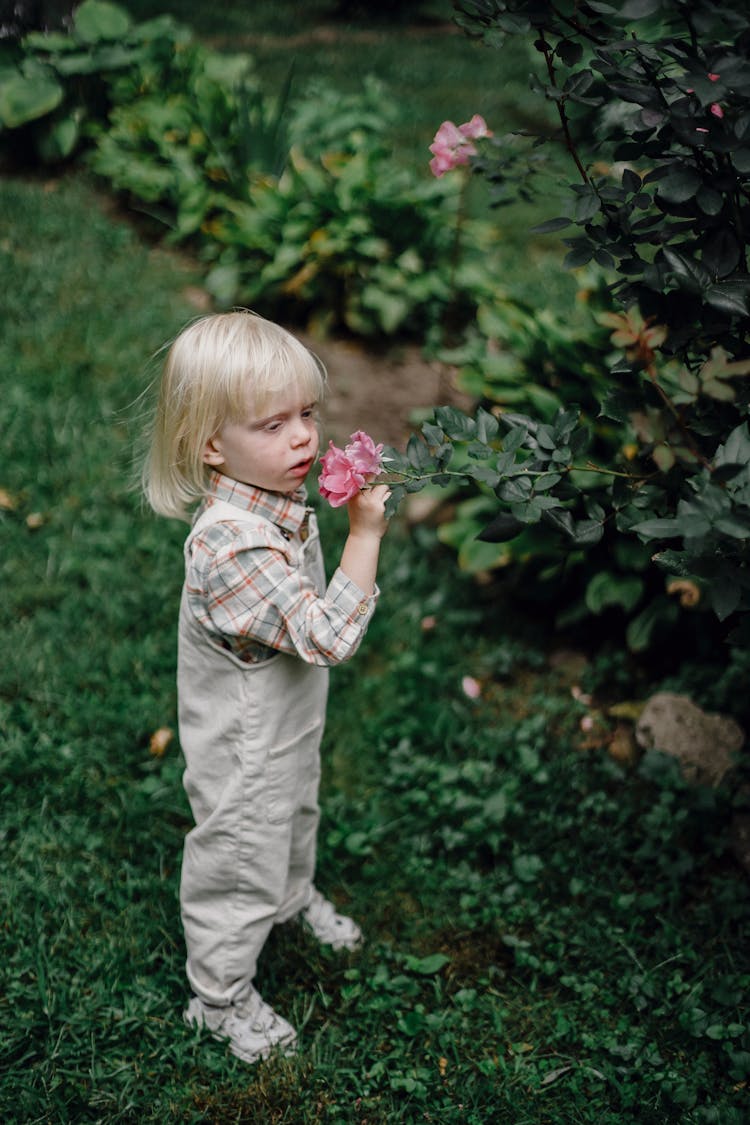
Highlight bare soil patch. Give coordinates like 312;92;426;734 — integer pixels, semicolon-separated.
294;329;472;448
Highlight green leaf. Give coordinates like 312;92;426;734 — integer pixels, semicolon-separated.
662;247;711;293
513;854;543;883
657;165;702;204
572;519;604;546
633;515;710;539
715;423;750;468
406;432;434;472
434;406;476;442
502;426;528;454
0;71;63;128
710;580;737;625
585;571;644;614
564;244;594;269
556;39;584;66
476;408;500;444
530;216;571;234
542;508;574;538
384;484;406;519
704;280;750;318
574;189;601;223
618;1;663;21
732;149;750;174
73;0;132;42
477;512;525;542
626;598;678;653
465;463;501;487
404;953;451;975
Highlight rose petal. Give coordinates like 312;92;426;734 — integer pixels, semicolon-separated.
461;675;482;700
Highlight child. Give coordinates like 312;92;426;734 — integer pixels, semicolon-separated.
144;310;389;1064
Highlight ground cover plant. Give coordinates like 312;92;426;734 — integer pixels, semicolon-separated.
2;172;750;1124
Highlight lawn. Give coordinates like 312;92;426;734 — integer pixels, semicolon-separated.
1;172;750;1123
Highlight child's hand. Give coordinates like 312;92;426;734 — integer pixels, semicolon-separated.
340;485;390;595
346;484;390;541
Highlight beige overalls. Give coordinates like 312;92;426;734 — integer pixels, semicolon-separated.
177;499;329;1009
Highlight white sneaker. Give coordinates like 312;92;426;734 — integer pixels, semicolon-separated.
184;988;297;1064
300;887;363;951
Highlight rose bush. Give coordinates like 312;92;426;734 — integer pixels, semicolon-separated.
380;0;750;648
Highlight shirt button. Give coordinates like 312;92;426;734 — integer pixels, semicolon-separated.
356;602;369;616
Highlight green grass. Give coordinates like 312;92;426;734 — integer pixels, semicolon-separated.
2;173;750;1123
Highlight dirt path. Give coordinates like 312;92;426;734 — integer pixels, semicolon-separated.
294;330;472;448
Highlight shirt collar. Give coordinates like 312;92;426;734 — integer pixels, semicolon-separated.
205;471;309;536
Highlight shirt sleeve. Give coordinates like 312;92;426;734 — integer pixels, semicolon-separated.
189;523;378;666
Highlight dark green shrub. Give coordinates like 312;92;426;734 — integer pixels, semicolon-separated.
382;0;750;646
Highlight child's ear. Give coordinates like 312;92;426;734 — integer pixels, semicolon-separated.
202;435;225;467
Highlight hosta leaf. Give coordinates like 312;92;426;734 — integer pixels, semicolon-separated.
73;0;132;42
0;71;63;127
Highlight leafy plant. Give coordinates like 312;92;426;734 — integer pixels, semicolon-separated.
202;116;495;336
384;0;750;641
0;2;500;338
0;0;187;160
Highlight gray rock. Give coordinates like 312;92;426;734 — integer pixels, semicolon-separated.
635;691;744;787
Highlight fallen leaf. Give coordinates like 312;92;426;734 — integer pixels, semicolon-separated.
25;512;45;529
667;578;701;607
149;727;174;757
0;488;18;510
608;723;638;767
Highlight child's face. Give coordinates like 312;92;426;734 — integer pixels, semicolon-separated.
202;389;320;495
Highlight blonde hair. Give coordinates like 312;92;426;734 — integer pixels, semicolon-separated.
143;310;327;520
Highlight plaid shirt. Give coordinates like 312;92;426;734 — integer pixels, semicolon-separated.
185;472;378;665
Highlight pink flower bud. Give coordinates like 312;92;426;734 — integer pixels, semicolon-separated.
710;102;724;118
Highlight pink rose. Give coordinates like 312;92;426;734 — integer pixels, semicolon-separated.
319;430;384;508
460;113;492;141
429;115;492;177
344;430;384;476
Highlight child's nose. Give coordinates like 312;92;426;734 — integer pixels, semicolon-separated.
291;421;312;446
